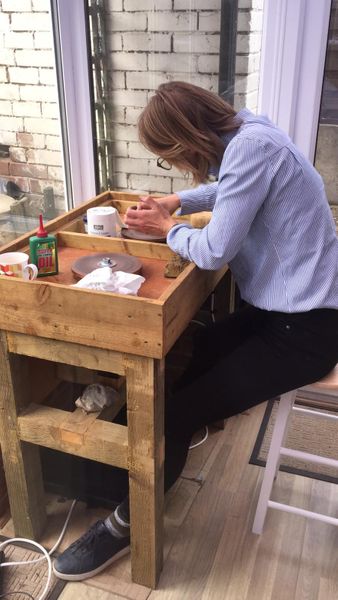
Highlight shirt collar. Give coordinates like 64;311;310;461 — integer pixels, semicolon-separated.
208;109;251;178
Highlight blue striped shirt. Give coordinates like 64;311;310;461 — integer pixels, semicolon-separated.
167;109;338;312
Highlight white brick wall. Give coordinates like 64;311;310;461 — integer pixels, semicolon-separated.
100;1;264;193
0;4;64;213
122;32;171;52
234;1;264;111
0;1;264;205
13;101;41;117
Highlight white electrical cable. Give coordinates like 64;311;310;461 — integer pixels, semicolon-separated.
0;498;78;600
190;319;207;327
189;425;209;449
189;303;214;450
0;538;52;600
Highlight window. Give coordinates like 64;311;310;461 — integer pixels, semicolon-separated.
0;1;67;247
314;0;338;223
86;0;264;196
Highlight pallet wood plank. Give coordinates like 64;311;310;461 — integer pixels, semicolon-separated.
0;280;164;357
7;333;125;375
58;231;174;261
18;403;129;469
125;355;165;588
0;332;46;539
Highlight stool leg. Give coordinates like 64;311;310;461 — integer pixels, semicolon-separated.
252;390;296;534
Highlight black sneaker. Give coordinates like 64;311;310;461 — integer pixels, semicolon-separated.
53;520;130;581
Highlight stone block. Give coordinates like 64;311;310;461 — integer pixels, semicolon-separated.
198;54;219;74
13;101;41;118
20;84;58;103
129;173;172;194
24;117;60;136
34;32;53;49
174;32;220;54
0;83;20;100
11;12;51;32
112;89;148;107
111;52;147;71
198;12;221;33
122;32;171;52
9;67;39;85
0;49;15;66
9;147;26;162
106;12;147;31
26;148;62;166
148;11;197;32
148;53;196;73
0;101;12;116
125;0;171;9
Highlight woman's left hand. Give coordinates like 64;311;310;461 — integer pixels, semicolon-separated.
125;196;177;237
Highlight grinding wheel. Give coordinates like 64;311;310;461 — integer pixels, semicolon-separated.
71;252;142;280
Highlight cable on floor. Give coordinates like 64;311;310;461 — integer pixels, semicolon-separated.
189;425;209;449
0;498;78;600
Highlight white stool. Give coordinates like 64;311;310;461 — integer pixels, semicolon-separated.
252;365;338;534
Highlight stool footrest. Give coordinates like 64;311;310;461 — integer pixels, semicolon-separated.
268;500;338;526
280;446;338;469
293;406;338;421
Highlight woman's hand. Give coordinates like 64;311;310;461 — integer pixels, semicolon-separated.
153;194;181;215
125;196;178;237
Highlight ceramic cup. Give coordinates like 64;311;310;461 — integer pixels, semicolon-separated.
87;206;125;237
0;251;38;280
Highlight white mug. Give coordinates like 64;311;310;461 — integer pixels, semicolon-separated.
0;251;38;280
87;206;125;237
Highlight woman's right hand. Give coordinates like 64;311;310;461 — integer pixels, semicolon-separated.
144;194;181;215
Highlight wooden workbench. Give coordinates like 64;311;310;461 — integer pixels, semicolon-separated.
0;190;227;588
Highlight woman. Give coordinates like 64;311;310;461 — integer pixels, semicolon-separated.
54;81;337;581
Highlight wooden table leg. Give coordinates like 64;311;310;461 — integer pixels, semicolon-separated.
125;355;165;588
0;332;46;538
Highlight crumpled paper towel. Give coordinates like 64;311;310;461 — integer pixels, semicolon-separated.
75;383;120;413
73;267;145;295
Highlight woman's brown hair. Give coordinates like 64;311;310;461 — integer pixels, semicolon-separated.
138;81;241;184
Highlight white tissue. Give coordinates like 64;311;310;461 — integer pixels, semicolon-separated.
73;267;145;295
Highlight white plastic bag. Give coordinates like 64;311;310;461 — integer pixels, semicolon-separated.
73;267;145;295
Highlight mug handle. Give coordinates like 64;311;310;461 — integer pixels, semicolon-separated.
23;263;38;280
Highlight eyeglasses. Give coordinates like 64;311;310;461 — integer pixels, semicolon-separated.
156;157;172;171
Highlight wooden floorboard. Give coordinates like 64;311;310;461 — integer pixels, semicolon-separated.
2;402;338;599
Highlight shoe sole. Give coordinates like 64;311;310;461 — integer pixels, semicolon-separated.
53;545;130;581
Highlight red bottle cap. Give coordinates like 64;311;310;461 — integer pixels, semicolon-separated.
37;214;48;238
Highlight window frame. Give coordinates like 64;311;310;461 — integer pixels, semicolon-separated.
50;0;97;207
51;0;332;203
258;0;332;162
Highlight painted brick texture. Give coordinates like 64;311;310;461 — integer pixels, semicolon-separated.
103;0;263;193
0;4;64;218
0;1;263;206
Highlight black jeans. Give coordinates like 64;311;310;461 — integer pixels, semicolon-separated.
118;305;338;522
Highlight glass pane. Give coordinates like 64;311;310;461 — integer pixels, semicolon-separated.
314;0;338;224
87;0;264;195
0;1;67;248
